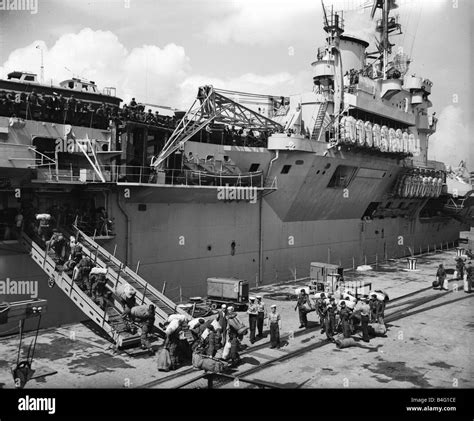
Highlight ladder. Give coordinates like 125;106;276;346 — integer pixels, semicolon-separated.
19;232;142;349
71;226;190;325
311;102;329;141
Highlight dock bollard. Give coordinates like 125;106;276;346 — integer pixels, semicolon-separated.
407;257;417;271
456;247;464;257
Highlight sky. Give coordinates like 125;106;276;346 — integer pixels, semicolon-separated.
0;0;472;168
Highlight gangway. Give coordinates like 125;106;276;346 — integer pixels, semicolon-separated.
71;226;190;325
20;232;144;350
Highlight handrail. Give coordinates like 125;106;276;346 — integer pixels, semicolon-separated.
114;166;266;188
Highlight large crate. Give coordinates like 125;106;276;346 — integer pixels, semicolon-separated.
206;277;248;303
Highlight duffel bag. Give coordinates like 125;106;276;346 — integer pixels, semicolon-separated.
369;323;387;337
432;280;440;288
168;314;187;323
201;357;226;373
303;303;314;313
90;267;107;276
188;318;203;329
157;348;171;372
192;352;204;369
214;348;223;360
222;341;231;360
131;304;149;320
166;319;181;335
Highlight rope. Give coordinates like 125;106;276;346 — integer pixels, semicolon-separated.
409;1;423;58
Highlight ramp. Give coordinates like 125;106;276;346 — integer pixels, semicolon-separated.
71;226;190;325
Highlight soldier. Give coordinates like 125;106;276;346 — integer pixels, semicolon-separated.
339;301;352;338
256;295;266;338
27;89;38;119
455;258;465;280
48;230;66;264
375;296;385;325
325;297;337;341
267;304;281;348
74;256;94;293
140;304;155;354
164;328;180;370
65;94;77;123
247;296;258;344
145;109;155;125
294;289;310;329
369;294;378;323
359;298;371;343
436;264;447;290
316;292;327;333
215;304;227;346
465;261;473;293
90;272;108;309
119;287;137;333
226;306;241;366
129;97;137;107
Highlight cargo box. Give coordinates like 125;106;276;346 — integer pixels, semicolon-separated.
207;277;249;303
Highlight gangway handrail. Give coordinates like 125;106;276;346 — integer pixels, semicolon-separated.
73;226;190;319
19;232;133;346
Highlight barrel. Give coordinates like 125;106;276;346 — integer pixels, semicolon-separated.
336;338;356;349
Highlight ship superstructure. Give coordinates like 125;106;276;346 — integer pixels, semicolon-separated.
0;0;472;333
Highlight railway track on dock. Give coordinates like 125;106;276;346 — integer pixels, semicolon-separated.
139;281;472;389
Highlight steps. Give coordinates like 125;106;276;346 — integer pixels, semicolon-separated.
311;102;328;141
20;232;141;349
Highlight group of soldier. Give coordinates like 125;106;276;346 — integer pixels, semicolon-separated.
47;233;111;312
0;89;176;131
295;288;386;343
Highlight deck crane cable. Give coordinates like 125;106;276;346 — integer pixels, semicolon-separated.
409;1;423;59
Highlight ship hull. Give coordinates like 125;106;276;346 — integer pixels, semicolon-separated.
0;195;464;332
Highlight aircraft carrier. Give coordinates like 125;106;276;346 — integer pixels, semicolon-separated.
0;0;472;340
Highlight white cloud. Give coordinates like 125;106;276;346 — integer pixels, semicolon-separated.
203;0;321;46
202;0;447;47
0;28;308;110
428;105;473;171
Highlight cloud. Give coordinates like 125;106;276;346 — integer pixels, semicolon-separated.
202;0;448;47
203;0;321;46
0;29;190;108
0;28;308;110
428;105;473;171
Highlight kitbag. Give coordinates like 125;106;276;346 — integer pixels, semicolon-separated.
157;348;171;372
201;357;226;373
131;305;150;320
192;352;204;369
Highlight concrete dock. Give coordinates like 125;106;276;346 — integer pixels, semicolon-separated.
0;248;472;389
